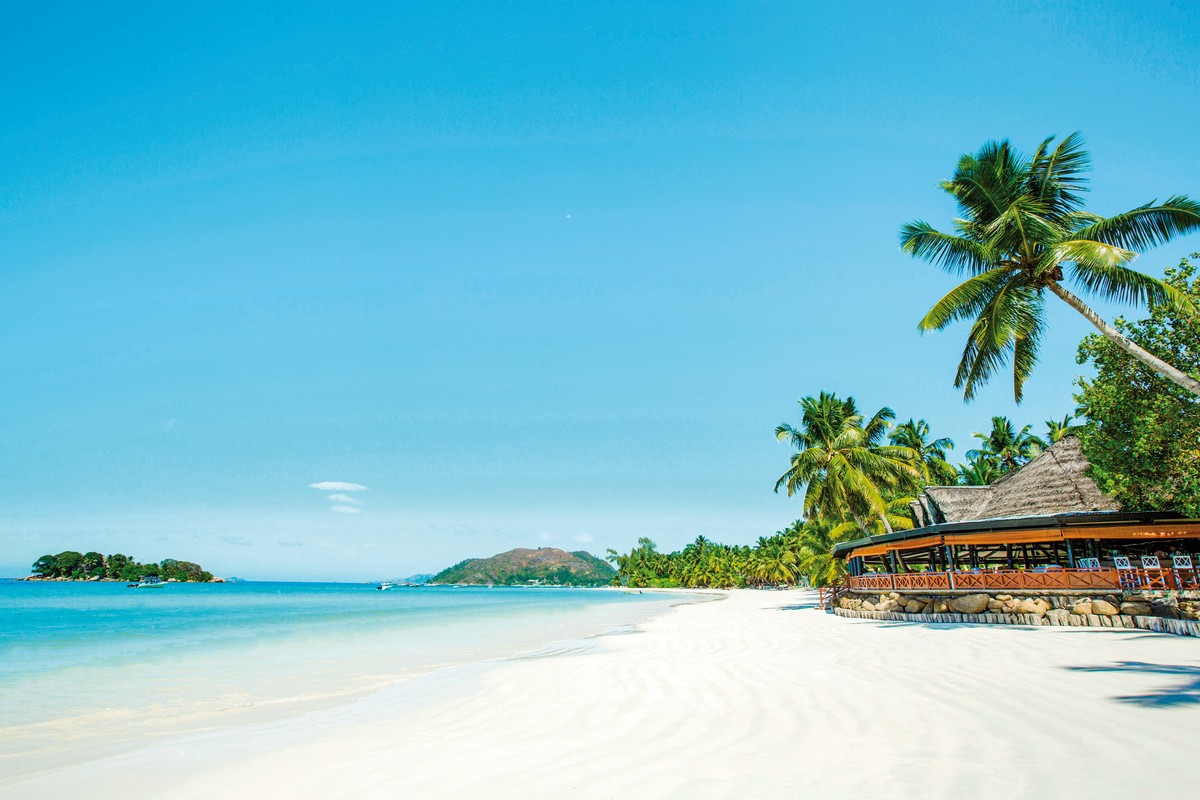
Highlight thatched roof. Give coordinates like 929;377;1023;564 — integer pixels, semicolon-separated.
924;486;993;523
923;435;1117;523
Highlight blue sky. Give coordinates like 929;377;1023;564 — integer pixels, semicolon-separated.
3;2;1199;580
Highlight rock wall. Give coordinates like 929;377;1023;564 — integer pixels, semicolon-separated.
835;591;1200;637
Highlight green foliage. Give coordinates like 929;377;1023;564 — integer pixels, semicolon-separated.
889;418;957;485
957;454;1001;486
28;551;214;581
902;133;1200;401
431;548;615;586
607;533;799;589
1076;254;1200;515
775;392;922;535
31;554;59;577
966;416;1044;475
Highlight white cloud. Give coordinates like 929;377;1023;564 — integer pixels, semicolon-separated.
572;533;593;544
330;505;362;514
309;481;368;491
326;493;360;504
538;532;553;542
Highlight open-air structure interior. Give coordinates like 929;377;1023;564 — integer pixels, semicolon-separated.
832;436;1200;594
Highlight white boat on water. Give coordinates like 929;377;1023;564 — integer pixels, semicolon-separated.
377;581;420;590
128;581;167;589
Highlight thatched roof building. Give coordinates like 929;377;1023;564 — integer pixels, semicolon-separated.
910;435;1118;527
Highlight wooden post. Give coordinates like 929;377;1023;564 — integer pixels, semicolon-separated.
1065;539;1074;568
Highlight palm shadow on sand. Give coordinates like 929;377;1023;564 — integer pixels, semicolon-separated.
1065;661;1200;708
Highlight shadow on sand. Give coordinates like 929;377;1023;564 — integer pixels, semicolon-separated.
1065;661;1200;708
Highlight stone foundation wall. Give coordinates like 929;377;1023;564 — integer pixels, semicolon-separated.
835;590;1200;637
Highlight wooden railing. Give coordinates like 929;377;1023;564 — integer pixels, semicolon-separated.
849;567;1200;593
953;569;1120;591
1116;568;1200;591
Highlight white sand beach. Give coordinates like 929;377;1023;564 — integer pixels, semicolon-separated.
6;590;1198;799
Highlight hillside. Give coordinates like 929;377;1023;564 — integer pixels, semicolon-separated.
431;547;615;587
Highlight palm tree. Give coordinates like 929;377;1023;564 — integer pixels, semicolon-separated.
1044;413;1082;444
957;454;1001;486
889;419;957;485
794;517;859;587
901;133;1200;401
775;392;922;535
966;416;1043;474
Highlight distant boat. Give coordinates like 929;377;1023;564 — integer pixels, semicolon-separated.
377;581;420;590
128;580;167;589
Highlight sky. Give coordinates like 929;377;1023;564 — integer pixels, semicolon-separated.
3;1;1200;580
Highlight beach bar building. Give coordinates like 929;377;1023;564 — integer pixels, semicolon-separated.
829;437;1200;634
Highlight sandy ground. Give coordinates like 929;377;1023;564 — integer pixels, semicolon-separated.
5;589;1199;799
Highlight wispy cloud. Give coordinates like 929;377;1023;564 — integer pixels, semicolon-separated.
326;493;360;504
278;540;304;548
309;481;367;492
538;532;553;542
330;505;362;514
219;534;253;546
572;533;594;544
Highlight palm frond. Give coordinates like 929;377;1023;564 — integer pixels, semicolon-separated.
899;222;994;275
918;266;1012;331
1068;197;1200;251
1067;259;1198;314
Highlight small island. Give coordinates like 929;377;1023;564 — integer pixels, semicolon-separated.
27;551;220;583
431;547;615;587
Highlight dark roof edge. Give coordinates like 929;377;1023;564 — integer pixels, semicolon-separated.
830;510;1193;558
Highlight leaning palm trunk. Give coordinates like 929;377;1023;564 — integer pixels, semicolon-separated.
1048;282;1200;396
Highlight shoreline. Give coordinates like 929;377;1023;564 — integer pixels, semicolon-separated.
5;589;1199;798
0;587;701;790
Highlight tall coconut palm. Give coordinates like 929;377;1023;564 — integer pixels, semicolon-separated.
966;416;1043;474
901;133;1200;401
889;418;957;485
775;392;922;535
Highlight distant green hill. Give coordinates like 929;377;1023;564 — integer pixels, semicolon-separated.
431;547;615;587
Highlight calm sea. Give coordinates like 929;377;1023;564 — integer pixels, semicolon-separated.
0;580;686;767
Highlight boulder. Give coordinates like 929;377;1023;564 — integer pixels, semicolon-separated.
1014;599;1047;618
904;600;925;614
1091;599;1119;616
933;600;951;614
949;593;990;614
987;599;1005;612
1120;602;1152;617
995;594;1013;602
862;601;876;611
1072;601;1093;616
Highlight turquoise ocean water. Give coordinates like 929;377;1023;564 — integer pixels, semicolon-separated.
0;580;685;770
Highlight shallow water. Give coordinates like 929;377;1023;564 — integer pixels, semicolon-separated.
0;580;685;769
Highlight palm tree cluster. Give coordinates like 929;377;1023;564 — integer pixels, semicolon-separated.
606;532;804;589
610;133;1197;591
607;393;1082;588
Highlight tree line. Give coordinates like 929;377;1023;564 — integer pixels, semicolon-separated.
608;134;1200;589
30;551;214;582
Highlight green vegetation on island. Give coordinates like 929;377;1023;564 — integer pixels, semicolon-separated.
29;551;216;582
431;547;616;586
609;135;1200;591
